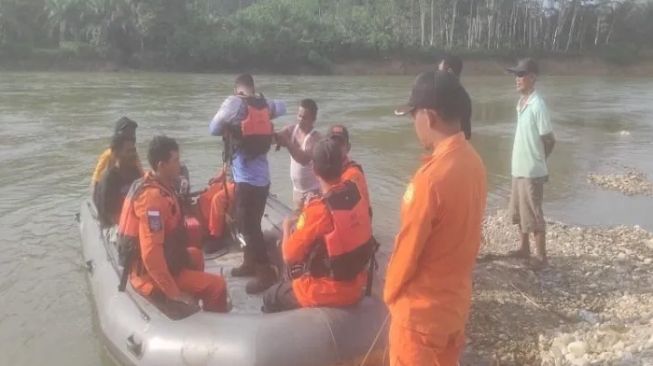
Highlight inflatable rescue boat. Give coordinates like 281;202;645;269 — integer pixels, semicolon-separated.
78;195;388;366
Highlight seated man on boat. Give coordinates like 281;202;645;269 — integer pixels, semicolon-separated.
262;137;375;312
93;132;142;229
91;117;143;190
327;125;372;217
118;136;229;312
196;166;236;254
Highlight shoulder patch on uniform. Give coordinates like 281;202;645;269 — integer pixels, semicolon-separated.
147;210;162;232
295;213;306;231
403;182;415;205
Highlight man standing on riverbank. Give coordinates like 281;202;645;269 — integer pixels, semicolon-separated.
506;58;556;270
209;74;286;294
386;71;487;366
438;53;472;140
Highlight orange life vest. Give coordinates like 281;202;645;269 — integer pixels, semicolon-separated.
117;176;190;276
232;95;273;158
307;180;375;281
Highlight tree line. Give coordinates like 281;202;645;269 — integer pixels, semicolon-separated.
1;0;652;71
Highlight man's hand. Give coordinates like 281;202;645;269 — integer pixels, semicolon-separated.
541;133;556;159
275;131;291;148
275;125;293;148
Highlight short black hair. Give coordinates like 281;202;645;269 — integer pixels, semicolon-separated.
300;99;318;117
147;135;178;170
110;133;134;154
441;54;463;77
312;137;344;182
114;116;138;139
234;73;255;90
327;124;350;146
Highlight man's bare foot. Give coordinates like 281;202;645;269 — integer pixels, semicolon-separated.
507;248;531;259
528;256;548;270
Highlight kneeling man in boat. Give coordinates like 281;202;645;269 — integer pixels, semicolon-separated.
118;136;229;312
262;137;375;312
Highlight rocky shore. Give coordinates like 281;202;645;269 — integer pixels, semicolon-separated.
587;168;653;196
461;212;653;365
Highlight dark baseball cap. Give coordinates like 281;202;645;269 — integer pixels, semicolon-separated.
312;137;344;182
506;58;539;75
327;124;349;145
394;71;470;123
114;117;138;139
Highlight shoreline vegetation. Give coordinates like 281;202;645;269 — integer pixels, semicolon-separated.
2;0;652;76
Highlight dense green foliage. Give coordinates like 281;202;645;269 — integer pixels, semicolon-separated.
1;0;652;71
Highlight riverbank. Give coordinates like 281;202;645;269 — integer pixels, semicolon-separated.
2;55;653;76
463;212;653;365
588;167;653;197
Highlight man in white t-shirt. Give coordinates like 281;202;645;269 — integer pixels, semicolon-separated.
276;99;322;209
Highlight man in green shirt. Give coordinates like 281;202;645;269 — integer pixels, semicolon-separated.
506;58;555;269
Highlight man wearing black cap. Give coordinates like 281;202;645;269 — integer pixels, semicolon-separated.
505;58;555;270
91;117;142;187
262;137;374;313
385;71;487;366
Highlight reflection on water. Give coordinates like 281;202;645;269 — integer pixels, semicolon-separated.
0;72;652;365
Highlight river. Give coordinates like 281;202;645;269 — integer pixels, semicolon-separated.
1;71;652;365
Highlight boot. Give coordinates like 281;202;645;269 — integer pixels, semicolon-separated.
245;264;278;294
231;251;256;277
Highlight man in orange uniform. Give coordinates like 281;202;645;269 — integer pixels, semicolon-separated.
386;71;487;365
262;137;375;312
119;136;228;312
327;125;371;214
197;167;235;254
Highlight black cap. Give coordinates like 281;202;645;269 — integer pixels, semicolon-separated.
114;117;138;139
506;58;539;75
312;137;344;182
327;124;349;145
394;71;470;123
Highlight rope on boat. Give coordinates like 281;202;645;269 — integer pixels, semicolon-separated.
358;312;390;366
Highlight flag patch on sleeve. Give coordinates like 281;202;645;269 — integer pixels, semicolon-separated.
147;210;162;232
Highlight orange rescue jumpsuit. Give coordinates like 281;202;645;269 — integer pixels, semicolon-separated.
284;194;369;307
384;133;487;366
128;172;228;312
341;159;371;211
197;179;235;238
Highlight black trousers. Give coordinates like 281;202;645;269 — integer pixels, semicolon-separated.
262;281;300;313
235;182;270;264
